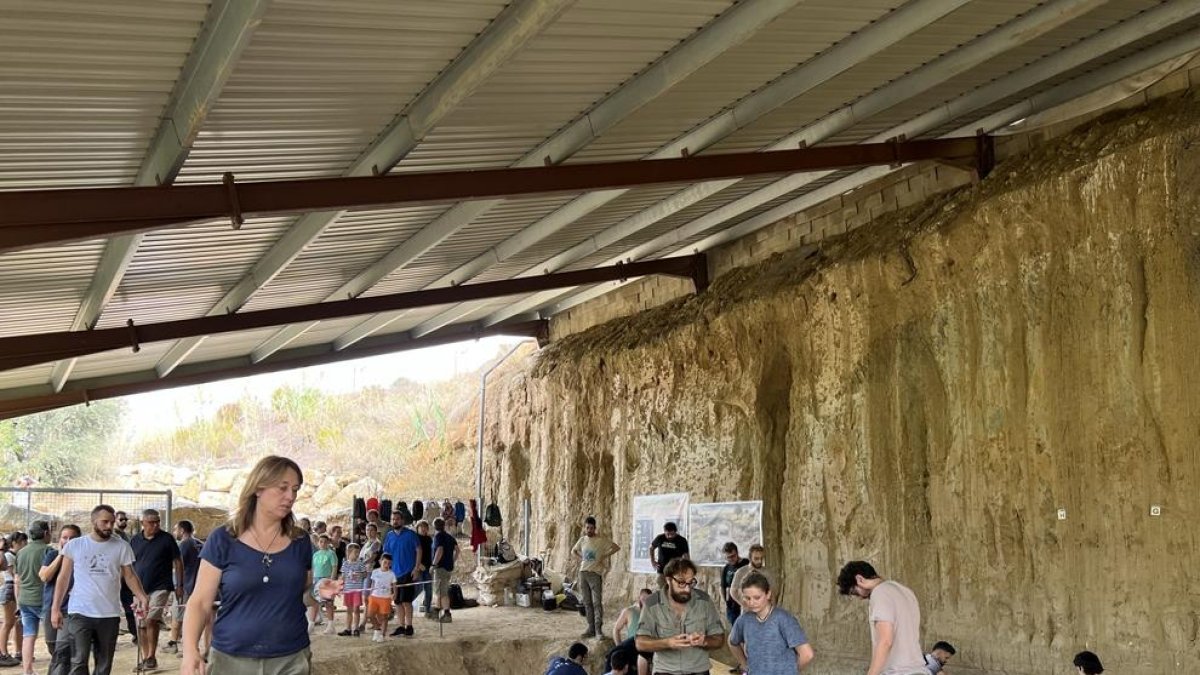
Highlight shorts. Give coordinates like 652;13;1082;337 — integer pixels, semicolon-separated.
19;604;42;635
145;589;172;623
393;578;417;604
173;593;189;623
367;596;391;617
343;590;363;610
432;569;452;598
209;647;310;675
0;581;12;604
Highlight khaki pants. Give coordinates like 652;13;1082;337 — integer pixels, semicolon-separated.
209;647;311;675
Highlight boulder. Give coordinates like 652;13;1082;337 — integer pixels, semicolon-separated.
171;504;228;538
206;467;242;492
170;467;195;486
311;475;341;508
333;477;383;509
197;491;230;509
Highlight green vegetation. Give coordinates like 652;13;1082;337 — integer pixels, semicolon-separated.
2;345;533;495
0;400;127;487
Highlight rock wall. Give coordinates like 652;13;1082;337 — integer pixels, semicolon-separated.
482;94;1200;674
114;462;380;518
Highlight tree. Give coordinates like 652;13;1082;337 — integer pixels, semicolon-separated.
0;400;127;486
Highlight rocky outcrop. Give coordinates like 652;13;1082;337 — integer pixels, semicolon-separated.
483;95;1200;674
113;463;382;518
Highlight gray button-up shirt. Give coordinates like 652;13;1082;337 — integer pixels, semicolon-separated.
637;589;725;674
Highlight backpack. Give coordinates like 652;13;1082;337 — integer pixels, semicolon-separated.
448;583;465;609
484;502;502;527
495;539;517;563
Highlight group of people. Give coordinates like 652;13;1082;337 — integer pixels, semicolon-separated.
297;506;461;643
558;520;1108;675
0;506;203;675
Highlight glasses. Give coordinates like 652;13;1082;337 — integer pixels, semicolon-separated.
668;576;698;589
117;518;128;522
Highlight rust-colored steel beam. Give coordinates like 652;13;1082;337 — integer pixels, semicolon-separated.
0;255;705;372
0;320;548;421
0;137;988;252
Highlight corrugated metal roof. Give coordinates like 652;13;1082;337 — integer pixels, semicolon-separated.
0;0;210;189
0;0;1193;411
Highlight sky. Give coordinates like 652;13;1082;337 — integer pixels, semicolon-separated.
121;335;529;440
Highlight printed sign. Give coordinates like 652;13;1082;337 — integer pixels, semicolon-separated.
686;501;764;567
630;493;689;574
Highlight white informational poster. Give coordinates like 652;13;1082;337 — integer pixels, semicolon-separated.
630;493;690;574
687;501;764;567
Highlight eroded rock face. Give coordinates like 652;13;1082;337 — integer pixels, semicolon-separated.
484;96;1200;673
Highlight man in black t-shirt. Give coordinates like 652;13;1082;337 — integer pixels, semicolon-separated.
415;521;435;619
648;522;689;590
431;518;459;623
130;509;181;670
719;540;749;673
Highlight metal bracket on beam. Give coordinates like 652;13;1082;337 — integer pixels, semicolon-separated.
223;172;244;230
125;319;141;353
689;253;710;293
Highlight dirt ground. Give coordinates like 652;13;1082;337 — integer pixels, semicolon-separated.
18;606;1005;675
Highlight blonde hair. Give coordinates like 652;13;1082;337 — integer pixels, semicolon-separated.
229;455;303;538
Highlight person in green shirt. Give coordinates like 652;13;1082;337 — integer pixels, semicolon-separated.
15;521;50;675
308;535;337;634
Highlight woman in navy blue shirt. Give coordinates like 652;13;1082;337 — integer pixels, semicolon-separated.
181;456;341;675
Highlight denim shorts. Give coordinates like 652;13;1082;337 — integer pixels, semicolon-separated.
19;603;43;635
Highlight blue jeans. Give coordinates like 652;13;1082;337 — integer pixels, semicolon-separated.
420;571;432;612
19;604;42;635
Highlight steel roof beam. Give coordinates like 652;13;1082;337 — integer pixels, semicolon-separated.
327;0;972;350
0;256;705;373
534;22;1200;318
414;0;1109;335
244;0;808;362
144;0;573;378
47;0;272;392
0;321;548;422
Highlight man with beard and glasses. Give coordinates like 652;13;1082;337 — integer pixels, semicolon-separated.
636;558;725;675
51;505;149;675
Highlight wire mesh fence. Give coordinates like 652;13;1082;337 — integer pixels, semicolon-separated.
0;487;172;536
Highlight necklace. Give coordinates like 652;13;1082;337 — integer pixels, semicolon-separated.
249;526;281;584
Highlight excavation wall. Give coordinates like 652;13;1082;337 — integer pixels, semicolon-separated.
482;93;1200;674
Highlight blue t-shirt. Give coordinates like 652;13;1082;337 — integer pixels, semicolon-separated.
383;527;420;577
201;526;313;659
729;607;809;675
41;548;70;612
433;531;456;571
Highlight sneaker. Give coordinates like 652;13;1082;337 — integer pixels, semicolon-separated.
352;629;361;637
372;631;383;643
338;629;353;637
322;623;336;635
403;625;414;637
389;626;405;637
144;657;158;670
0;656;19;668
439;611;452;624
164;641;178;655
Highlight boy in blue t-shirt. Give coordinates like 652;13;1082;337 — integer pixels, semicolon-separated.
309;535;337;634
729;573;814;675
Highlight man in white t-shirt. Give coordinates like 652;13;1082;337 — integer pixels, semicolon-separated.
571;516;620;639
837;560;927;675
51;505;148;675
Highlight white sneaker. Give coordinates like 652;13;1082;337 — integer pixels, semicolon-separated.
372;631;383;642
322;623;335;635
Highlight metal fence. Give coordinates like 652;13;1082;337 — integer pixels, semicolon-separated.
0;487;172;536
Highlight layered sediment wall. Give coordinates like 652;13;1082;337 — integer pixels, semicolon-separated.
481;94;1200;673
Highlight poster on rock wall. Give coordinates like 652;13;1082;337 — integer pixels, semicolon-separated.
687;500;763;567
630;492;689;574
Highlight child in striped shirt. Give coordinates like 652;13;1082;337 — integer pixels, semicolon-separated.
338;543;368;636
